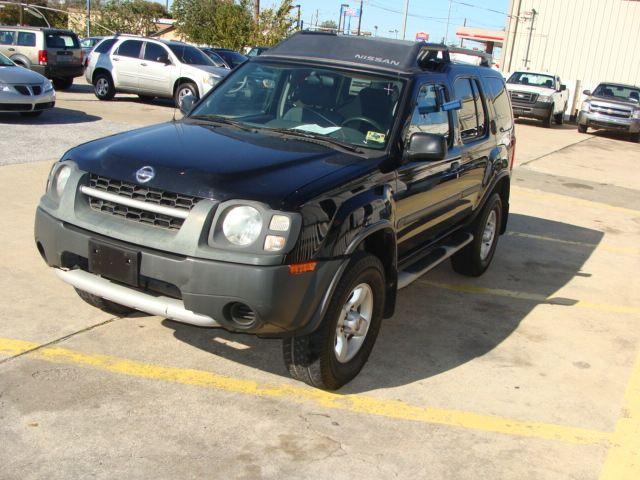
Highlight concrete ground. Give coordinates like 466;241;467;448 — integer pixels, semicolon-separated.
1;80;639;480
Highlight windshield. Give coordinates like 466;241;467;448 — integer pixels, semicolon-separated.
593;84;640;103
169;45;214;66
190;62;404;150
0;52;14;66
507;72;555;88
217;50;247;68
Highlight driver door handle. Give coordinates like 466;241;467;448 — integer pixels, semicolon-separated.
449;161;460;171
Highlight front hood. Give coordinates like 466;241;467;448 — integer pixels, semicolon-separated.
588;96;638;109
0;65;46;84
506;83;555;95
66;121;370;209
192;65;229;77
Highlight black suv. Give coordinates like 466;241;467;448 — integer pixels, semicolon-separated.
35;33;515;390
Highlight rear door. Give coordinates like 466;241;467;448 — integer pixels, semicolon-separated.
45;31;82;68
140;42;173;95
0;29;16;58
15;31;38;67
395;81;466;259
111;40;143;90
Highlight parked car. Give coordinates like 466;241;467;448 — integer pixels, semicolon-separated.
0;26;83;90
80;36;105;67
246;46;268;57
0;51;55;116
578;83;640;142
85;35;229;107
35;34;514;390
201;47;248;69
506;70;568;127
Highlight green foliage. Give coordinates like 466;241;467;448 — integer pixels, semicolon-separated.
172;0;295;49
318;20;337;31
93;0;167;36
0;1;68;29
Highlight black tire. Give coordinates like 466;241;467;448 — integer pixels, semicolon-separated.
53;77;74;90
630;132;640;143
543;107;553;128
451;193;503;277
93;73;116;101
174;82;198;108
554;106;566;125
138;95;155;102
282;253;385;390
74;288;136;316
578;124;588;133
20;111;43;117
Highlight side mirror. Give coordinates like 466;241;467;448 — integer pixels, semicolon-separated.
180;94;196;115
158;56;171;65
442;99;462;111
560;84;566;91
404;132;447;163
583;89;592;96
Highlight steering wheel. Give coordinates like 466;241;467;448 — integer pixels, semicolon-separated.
297;106;339;127
342;116;385;133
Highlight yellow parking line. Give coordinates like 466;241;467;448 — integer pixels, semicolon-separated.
599;348;640;479
512;186;640;215
0;337;611;446
418;280;640;316
506;231;640;257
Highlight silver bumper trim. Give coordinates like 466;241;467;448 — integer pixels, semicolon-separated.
80;186;190;219
54;268;220;327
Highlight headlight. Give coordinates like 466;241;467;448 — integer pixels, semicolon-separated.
43;80;54;92
47;163;72;199
581;101;590;112
538;95;553;103
222;206;262;246
205;74;220;87
0;83;10;92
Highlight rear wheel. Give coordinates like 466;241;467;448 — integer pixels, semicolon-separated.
53;77;74;90
94;73;115;100
452;193;503;277
74;288;135;316
578;124;588;133
174;82;198;108
282;253;385;390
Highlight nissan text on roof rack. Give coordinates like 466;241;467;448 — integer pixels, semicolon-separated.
35;32;515;390
506;70;569;127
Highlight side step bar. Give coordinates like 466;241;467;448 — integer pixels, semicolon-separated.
54;268;220;327
398;233;473;289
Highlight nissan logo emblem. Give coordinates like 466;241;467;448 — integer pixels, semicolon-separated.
136;166;155;183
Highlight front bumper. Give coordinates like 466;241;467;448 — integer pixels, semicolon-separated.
0;88;55;113
32;64;84;79
35;207;343;336
577;111;640;133
511;100;553;120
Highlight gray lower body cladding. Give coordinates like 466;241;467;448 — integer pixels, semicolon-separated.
35;207;342;336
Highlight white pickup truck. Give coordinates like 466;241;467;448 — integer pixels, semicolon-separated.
505;71;569;127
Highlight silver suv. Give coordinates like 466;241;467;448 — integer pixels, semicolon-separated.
85;36;228;107
578;83;640;142
0;26;83;90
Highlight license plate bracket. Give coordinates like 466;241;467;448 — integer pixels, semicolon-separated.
88;240;140;287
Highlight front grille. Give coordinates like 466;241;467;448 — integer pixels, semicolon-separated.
15;85;30;96
591;104;632;119
32;85;42;95
510;91;538;104
86;174;202;230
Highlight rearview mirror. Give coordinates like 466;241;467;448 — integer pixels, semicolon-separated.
560;84;566;91
442;99;462;111
583;89;592;96
404;132;447;163
180;94;196;115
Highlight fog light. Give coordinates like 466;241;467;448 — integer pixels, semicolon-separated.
264;235;286;251
269;214;291;231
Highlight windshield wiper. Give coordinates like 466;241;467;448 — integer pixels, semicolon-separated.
264;128;364;154
187;115;255;132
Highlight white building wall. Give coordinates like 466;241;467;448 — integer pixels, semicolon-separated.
502;0;640;114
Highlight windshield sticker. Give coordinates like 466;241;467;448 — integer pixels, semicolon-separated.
349;78;372;95
366;131;386;144
293;124;341;135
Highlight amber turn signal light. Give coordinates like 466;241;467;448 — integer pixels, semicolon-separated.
288;261;317;275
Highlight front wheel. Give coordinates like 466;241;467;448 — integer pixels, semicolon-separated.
174;82;198;108
578;124;588;133
282;253;385;390
554;106;566;125
630;132;640;143
543;107;554;128
451;193;503;277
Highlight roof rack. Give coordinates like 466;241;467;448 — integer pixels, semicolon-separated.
417;43;492;68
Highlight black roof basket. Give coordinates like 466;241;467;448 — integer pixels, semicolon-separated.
417;43;492;68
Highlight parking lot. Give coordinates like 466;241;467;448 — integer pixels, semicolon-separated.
1;79;639;479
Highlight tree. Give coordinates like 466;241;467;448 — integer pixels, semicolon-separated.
318;20;337;32
253;0;295;46
0;1;68;30
93;0;166;36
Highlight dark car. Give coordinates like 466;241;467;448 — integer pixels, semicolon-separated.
201;47;248;69
35;33;515;390
578;83;640;142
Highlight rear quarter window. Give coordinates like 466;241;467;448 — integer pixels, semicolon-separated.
94;38;117;54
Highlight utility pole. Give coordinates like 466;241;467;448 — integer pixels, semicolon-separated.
295;4;301;30
401;0;409;40
374;25;378;37
338;4;348;34
505;0;523;72
254;0;260;22
523;8;537;68
444;0;453;44
460;18;466;47
86;0;91;38
356;0;363;36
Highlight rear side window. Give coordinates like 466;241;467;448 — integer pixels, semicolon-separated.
0;30;15;45
94;38;117;54
17;32;36;47
115;40;143;58
484;76;513;132
46;32;79;48
454;77;486;143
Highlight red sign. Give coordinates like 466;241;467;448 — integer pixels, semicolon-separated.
415;32;429;41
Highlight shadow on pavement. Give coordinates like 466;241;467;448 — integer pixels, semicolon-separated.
514;118;577;130
0;107;102;125
164;213;603;393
